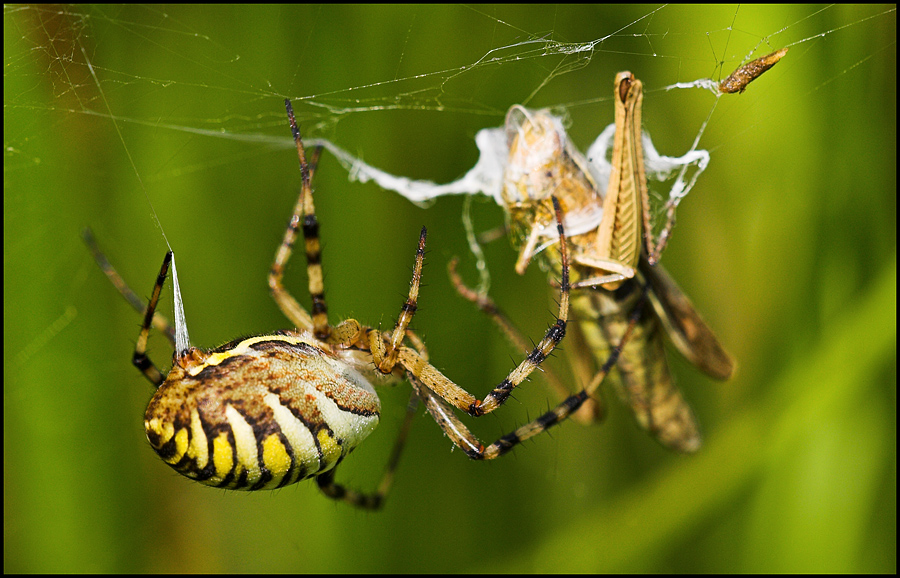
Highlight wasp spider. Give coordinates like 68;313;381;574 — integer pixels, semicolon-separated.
83;100;622;509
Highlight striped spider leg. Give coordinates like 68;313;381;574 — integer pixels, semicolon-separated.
441;261;648;458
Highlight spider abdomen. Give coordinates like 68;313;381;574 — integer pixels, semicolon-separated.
143;333;381;490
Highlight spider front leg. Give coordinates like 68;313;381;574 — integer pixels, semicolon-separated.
447;256;605;425
366;226;427;374
376;196;570;426
411;293;644;459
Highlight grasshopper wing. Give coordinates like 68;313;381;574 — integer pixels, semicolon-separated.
640;257;736;381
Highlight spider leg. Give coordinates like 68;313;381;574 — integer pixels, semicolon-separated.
412;292;643;459
82;228;177;345
82;229;175;386
395;196;570;418
269;100;331;337
368;227;427;373
447;256;604;424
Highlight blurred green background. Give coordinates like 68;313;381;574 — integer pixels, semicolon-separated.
5;5;895;573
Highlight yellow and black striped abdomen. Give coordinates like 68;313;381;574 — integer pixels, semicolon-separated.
144;333;380;490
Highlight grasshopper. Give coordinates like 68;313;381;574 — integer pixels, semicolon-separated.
466;72;735;452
